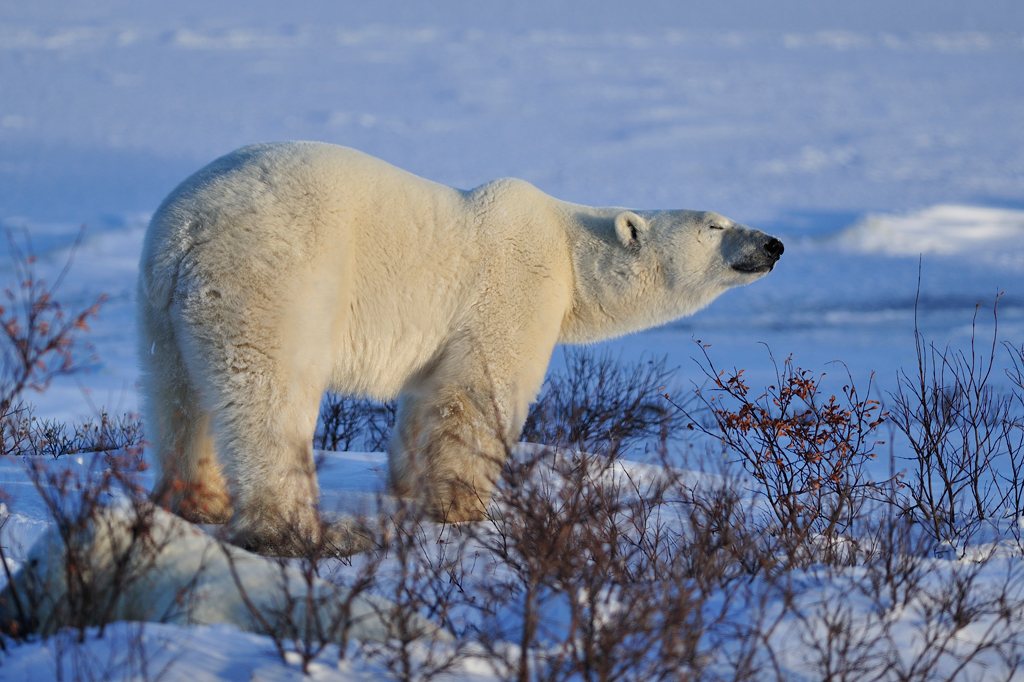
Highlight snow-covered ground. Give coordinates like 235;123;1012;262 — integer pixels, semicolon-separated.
3;0;1023;421
1;1;1024;679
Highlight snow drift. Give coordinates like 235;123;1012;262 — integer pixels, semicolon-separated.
837;204;1024;257
0;501;433;643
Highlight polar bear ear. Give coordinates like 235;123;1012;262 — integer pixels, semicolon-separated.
614;211;648;249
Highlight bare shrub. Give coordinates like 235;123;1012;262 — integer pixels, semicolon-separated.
522;348;687;457
14;450;153;639
48;620;180;682
0;232;114;640
0;234;190;681
300;330;1024;680
0;231;104;458
357;497;472;682
214;482;471;679
316;393;396;452
218;509;385;675
673;342;889;566
672;335;1024;681
7;408;143;459
1;413;188;682
889;294;1024;555
1005;341;1024;549
465;442;799;682
781;535;1024;682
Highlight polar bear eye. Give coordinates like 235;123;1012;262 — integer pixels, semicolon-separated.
709;224;724;231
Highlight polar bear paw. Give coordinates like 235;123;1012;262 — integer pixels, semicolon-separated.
152;478;234;525
231;514;378;558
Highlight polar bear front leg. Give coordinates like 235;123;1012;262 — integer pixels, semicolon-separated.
387;337;545;524
389;379;511;523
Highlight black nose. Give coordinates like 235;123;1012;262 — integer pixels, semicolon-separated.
764;238;784;259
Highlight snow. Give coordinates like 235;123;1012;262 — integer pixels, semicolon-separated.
1;0;1024;679
1;622;371;681
838;204;1024;258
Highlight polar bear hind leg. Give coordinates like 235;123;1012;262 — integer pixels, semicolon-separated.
140;296;233;524
187;332;330;555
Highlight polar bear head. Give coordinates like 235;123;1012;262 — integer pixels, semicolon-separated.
566;208;783;341
614;209;782;283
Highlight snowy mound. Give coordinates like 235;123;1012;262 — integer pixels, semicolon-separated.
837;205;1024;257
0;502;433;644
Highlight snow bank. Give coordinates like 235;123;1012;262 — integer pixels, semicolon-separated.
837;204;1024;257
0;502;433;644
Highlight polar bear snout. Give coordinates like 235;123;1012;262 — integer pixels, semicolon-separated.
726;229;784;275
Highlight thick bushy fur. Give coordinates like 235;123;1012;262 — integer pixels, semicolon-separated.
137;141;781;554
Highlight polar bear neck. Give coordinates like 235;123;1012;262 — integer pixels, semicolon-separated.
558;207;724;344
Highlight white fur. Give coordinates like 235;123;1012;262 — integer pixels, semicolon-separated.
137;141;780;550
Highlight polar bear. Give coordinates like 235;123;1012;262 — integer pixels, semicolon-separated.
137;141;783;556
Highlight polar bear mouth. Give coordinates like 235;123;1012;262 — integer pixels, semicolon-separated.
731;261;775;274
